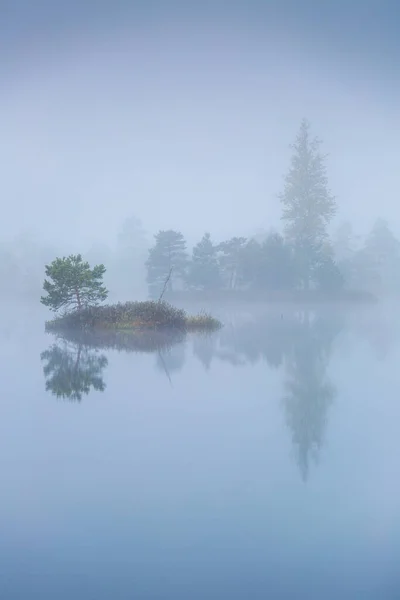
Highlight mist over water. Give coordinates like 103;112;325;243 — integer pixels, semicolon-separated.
2;1;400;597
0;302;400;598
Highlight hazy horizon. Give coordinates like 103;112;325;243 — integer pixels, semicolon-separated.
1;1;400;249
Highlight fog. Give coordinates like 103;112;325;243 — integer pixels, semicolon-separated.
1;2;400;255
3;4;400;597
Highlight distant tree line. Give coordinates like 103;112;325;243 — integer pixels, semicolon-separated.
145;120;400;299
3;119;400;303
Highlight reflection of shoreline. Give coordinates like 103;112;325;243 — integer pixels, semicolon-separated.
49;327;186;354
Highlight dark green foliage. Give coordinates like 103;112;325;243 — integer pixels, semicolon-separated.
146;230;188;297
41;254;108;312
41;342;108;401
279;119;337;290
187;232;221;290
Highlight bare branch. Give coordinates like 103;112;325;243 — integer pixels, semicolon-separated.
158;267;173;303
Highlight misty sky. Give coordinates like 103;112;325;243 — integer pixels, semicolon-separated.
1;1;400;248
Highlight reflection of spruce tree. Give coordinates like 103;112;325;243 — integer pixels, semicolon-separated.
192;333;217;371
282;312;337;481
41;342;108;401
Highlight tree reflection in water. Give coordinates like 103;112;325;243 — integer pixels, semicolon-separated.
41;342;108;402
192;307;343;481
282;311;338;481
42;308;343;478
41;327;187;398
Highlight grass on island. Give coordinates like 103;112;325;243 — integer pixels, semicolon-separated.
45;300;222;334
185;312;222;331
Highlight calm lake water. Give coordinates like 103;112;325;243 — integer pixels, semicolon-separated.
1;302;400;599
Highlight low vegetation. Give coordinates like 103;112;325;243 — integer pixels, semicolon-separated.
45;300;222;333
185;311;223;331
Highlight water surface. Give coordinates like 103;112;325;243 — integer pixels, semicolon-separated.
0;303;399;598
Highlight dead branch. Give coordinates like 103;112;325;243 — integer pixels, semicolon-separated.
158;267;173;303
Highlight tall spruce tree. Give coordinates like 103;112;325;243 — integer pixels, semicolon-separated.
188;232;221;290
146;230;188;297
279;119;337;290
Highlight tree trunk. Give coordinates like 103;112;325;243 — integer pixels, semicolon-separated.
75;288;82;310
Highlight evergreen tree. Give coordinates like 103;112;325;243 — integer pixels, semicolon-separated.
146;230;188;297
240;233;295;291
188;232;221;290
240;239;263;288
360;218;400;295
314;247;344;292
279;119;337;290
259;232;294;290
40;254;108;312
217;237;247;290
332;221;360;289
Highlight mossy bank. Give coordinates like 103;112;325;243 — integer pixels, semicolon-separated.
45;300;222;334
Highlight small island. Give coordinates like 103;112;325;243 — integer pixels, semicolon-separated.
45;299;221;333
41;254;222;334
